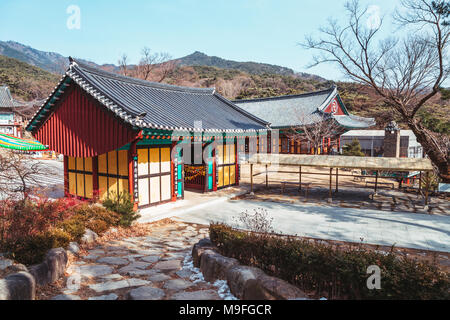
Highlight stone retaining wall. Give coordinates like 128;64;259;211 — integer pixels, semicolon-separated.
0;229;93;300
0;248;69;300
192;238;309;300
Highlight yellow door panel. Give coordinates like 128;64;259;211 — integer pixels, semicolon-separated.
217;145;223;165
160;147;171;173
98;154;107;174
229;144;235;164
118;178;129;194
76;173;85;198
138;178;149;206
75;157;84;171
68;157;76;170
84;157;93;173
99;176;108;200
108;151;117;175
150;148;160;174
137;148;149;176
161;175;171;201
218;167;223;187
224;145;229;164
224;166;230;186
68;172;76;195
230;166;236;185
108;177;118;198
118;150;128;176
85;174;93;199
150;177;161;203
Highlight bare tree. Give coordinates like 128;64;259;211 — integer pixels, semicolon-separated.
286;112;344;155
136;47;177;82
0;150;51;200
303;0;450;181
118;53;129;76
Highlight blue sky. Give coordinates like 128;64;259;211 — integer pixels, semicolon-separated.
0;0;400;81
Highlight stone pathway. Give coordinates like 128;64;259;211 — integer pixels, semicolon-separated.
49;222;235;300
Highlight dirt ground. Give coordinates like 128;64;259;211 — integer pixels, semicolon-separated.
238;164;449;215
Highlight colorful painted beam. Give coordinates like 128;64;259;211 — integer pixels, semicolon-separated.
0;133;49;151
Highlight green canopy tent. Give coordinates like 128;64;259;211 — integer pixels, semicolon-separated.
0;133;49;151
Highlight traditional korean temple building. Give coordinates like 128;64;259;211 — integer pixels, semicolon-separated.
26;58;268;208
234;86;375;155
0;85;26;138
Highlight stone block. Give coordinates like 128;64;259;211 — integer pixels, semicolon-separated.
199;250;239;283
0;271;35;300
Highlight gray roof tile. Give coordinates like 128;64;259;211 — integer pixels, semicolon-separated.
27;59;269;133
234;87;375;129
0;86;25;109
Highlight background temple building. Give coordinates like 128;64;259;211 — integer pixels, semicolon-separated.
0;85;25;138
340;125;424;158
234;86;375;155
26;59;268;208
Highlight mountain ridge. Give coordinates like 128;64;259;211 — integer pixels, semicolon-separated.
0;40;324;81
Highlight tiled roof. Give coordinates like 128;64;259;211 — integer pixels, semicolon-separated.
233;87;375;129
27;58;269;133
0;86;25;108
333;114;376;129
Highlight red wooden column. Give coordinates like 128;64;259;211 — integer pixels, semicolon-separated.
171;141;177;201
213;139;218;191
92;156;99;200
128;139;139;210
64;155;69;197
235;137;240;186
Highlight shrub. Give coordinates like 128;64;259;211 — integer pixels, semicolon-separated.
0;197;121;265
58;217;86;242
209;223;450;300
0;197;79;244
232;207;274;233
342;139;365;157
2;228;71;265
102;191;140;227
59;204;120;237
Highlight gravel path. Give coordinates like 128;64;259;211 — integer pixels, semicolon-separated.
48;222;235;300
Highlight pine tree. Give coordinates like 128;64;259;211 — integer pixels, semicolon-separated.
342;139;365;157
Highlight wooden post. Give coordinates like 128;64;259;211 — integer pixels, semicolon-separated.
424;171;430;205
128;140;139;209
299;166;302;191
418;171;422;196
92;155;99;201
235;138;240;186
374;171;379;194
265;164;268;189
250;163;254;194
63;155;69;197
335;168;339;193
329;168;333;201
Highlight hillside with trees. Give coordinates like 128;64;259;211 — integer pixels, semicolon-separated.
1;50;448;136
0;55;60;101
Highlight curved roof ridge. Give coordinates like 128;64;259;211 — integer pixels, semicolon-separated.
212;92;271;127
232;85;336;103
70;58;215;95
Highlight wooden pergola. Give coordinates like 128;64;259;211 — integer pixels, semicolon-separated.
246;154;435;204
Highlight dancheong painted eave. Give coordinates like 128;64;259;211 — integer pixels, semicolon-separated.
26;58;270;135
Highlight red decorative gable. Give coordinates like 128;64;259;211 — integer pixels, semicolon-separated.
323;98;345;115
33;85;139;157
